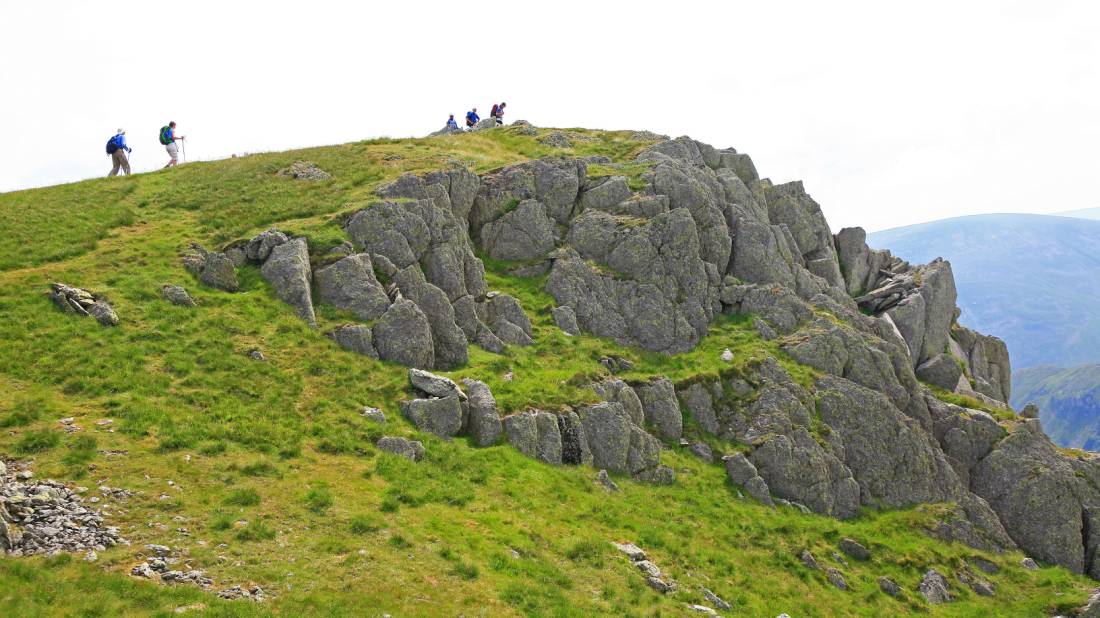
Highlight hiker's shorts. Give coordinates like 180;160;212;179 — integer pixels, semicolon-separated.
166;142;179;161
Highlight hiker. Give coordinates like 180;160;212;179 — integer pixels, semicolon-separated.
465;108;480;129
159;121;185;168
490;102;506;124
106;129;132;176
446;114;459;129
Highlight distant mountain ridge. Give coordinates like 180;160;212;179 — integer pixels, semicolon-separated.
1013;364;1100;450
867;213;1100;370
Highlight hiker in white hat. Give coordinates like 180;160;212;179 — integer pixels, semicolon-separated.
106;128;132;177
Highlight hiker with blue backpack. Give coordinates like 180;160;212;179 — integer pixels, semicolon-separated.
465;108;480;129
159;121;186;168
106;129;132;176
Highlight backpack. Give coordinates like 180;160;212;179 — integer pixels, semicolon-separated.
106;135;121;154
159;125;172;145
491;104;499;117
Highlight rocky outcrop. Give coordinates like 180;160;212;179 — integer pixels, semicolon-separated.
373;300;434;369
50;283;119;326
260;237;316;326
314;253;391;322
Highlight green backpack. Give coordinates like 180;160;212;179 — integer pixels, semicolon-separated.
159;125;172;145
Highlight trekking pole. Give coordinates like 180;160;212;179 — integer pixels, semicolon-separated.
181;139;187;164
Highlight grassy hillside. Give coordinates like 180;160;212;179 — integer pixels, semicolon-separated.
1013;364;1100;450
868;214;1100;370
1;127;1095;617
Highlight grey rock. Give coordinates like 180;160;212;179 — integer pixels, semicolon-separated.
87;301;119;327
395;266;468;368
645;576;676;594
838;538;870;561
503;411;562;464
689;442;714;463
261;237;316;326
483;294;533;346
480;199;556;261
539;132;572;148
372;299;435;369
579;176;632;213
329;324;378;358
197;252;240;292
1021;557;1038;570
461;378;502;447
400;396;463;439
970;419;1096;574
918;569;953;604
635;559;662;578
816;376;959;508
723;453;758;485
679;382;719;435
245;229;289;262
161;284;195;307
409;368;466;400
578;402;633;474
878;576;900;596
596;469;620;492
315;253;391;321
826;568;848;590
376;437;425;462
749;427;860;519
743;476;774;506
1021;403;1039;419
552;306;580;336
635;377;682;444
361;407;386;423
702;587;731;611
801;549;820;570
612;542;646;561
634;465;676;485
628;425;663;476
916;353;964;391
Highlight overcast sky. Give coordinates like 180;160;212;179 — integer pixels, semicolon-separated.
2;1;1097;231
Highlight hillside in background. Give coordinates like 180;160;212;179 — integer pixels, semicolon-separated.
1013;364;1100;450
868;214;1100;370
1060;207;1100;220
2;126;1099;616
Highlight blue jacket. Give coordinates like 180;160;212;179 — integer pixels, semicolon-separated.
115;134;128;150
465;111;480;126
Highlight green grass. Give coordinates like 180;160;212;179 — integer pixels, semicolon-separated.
0;126;1095;616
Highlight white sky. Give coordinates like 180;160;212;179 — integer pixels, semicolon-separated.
2;0;1097;231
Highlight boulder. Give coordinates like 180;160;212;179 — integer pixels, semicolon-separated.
918;569;953;604
376;436;425;462
161;284;195;307
361;407;387;423
578;402;633;474
679;382;719;435
552;306;580;336
815;376;960;508
328;324;377;357
558;412;592;466
260;237;316;326
480;199;556;261
409;368;466;400
400;396;463;439
87;301;120;327
395;266;468;368
838;538;870;561
503;410;562;464
579;176;632;213
197;251;240;292
916;353;964;391
749;428;860;519
878;577;900;597
372;299;435;369
635;377;683;444
462;378;502;447
314;253;391;322
245;229;289;262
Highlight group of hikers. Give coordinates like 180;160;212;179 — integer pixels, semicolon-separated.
105;122;186;176
447;102;507;130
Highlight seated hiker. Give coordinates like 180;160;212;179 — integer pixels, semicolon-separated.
106;128;132;177
490;102;506;124
446;114;458;129
159;121;185;168
465;108;480;128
